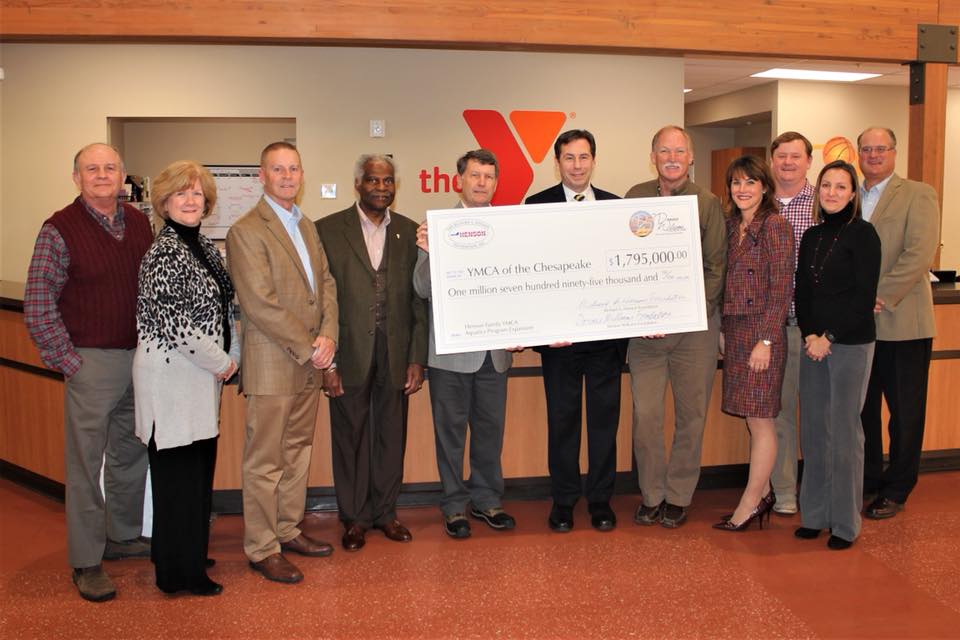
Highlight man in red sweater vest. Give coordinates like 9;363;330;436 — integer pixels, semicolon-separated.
24;143;154;602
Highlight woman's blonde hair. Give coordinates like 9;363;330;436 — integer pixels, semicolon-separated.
151;160;217;220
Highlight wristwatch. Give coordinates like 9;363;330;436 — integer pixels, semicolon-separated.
824;332;836;343
761;339;772;347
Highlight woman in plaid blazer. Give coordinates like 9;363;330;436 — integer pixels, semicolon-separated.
715;155;795;531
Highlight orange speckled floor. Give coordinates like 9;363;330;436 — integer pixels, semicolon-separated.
1;473;958;639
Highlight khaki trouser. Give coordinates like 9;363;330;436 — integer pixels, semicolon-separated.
628;313;720;507
242;378;320;562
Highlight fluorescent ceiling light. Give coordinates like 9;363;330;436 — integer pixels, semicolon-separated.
683;88;692;93
751;68;881;82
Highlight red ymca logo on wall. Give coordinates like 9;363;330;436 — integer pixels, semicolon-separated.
418;109;567;205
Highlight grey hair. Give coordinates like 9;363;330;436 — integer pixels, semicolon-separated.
73;143;125;174
650;125;693;153
354;154;397;181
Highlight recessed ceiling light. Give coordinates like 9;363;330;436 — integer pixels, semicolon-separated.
751;68;881;82
683;88;692;93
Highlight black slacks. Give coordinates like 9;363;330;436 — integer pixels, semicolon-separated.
330;329;408;528
860;338;933;504
539;341;624;506
148;433;217;593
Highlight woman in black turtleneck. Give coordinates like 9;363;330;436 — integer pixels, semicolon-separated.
794;160;880;550
133;161;239;595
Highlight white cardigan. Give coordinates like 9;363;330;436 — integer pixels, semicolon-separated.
133;225;240;450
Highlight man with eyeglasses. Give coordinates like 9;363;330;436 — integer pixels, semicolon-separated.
624;126;727;529
856;127;939;520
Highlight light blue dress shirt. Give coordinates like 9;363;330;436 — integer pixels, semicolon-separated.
264;194;316;291
860;173;893;223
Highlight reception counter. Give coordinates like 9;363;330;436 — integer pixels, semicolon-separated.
3;279;958;509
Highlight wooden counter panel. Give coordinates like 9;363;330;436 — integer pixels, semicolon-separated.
0;310;47;370
0;0;942;63
0;367;65;483
933;304;960;351
3;310;957;490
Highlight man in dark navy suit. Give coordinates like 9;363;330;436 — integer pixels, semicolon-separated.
525;129;625;532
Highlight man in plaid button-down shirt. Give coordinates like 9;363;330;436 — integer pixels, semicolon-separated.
769;131;815;516
24;143;153;602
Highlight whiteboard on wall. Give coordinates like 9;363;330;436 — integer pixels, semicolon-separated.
204;165;262;239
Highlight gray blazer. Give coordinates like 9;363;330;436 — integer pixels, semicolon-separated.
412;201;512;374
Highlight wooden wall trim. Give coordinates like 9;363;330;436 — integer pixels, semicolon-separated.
908;62;949;268
0;0;946;63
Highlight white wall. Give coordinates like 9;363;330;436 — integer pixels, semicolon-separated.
775;80;909;179
0;44;683;282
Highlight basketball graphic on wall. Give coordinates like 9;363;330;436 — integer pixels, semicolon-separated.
823;136;856;164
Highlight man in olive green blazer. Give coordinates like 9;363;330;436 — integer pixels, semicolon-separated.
316;154;428;551
227;142;339;583
857;127;939;520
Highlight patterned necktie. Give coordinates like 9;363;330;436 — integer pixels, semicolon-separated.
573;193;585;201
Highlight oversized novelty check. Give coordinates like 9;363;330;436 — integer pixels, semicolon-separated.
426;196;706;354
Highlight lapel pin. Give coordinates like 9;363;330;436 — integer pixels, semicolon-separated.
396;233;400;239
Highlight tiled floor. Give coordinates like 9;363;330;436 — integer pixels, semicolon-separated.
1;472;958;639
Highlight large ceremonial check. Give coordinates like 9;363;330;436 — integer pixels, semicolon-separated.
426;196;706;354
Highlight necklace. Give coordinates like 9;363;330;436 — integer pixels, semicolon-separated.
809;219;851;284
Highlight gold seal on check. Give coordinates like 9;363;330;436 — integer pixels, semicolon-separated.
629;211;654;238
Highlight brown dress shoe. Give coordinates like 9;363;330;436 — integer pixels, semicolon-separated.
73;565;116;602
281;533;334;557
342;524;366;551
375;519;413;542
249;553;303;584
103;536;151;560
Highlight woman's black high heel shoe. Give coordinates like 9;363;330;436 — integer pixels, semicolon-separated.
719;490;776;523
713;496;774;531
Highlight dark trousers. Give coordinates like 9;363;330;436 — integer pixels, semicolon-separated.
860;338;933;504
148;433;217;593
330;329;408;528
540;342;622;506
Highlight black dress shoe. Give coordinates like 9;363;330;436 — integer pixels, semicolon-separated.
864;496;903;520
548;503;574;533
827;535;854;550
794;526;821;539
189;576;223;596
588;502;616;531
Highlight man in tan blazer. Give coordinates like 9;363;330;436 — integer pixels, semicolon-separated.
316;154;428;552
226;142;339;583
856;127;939;520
